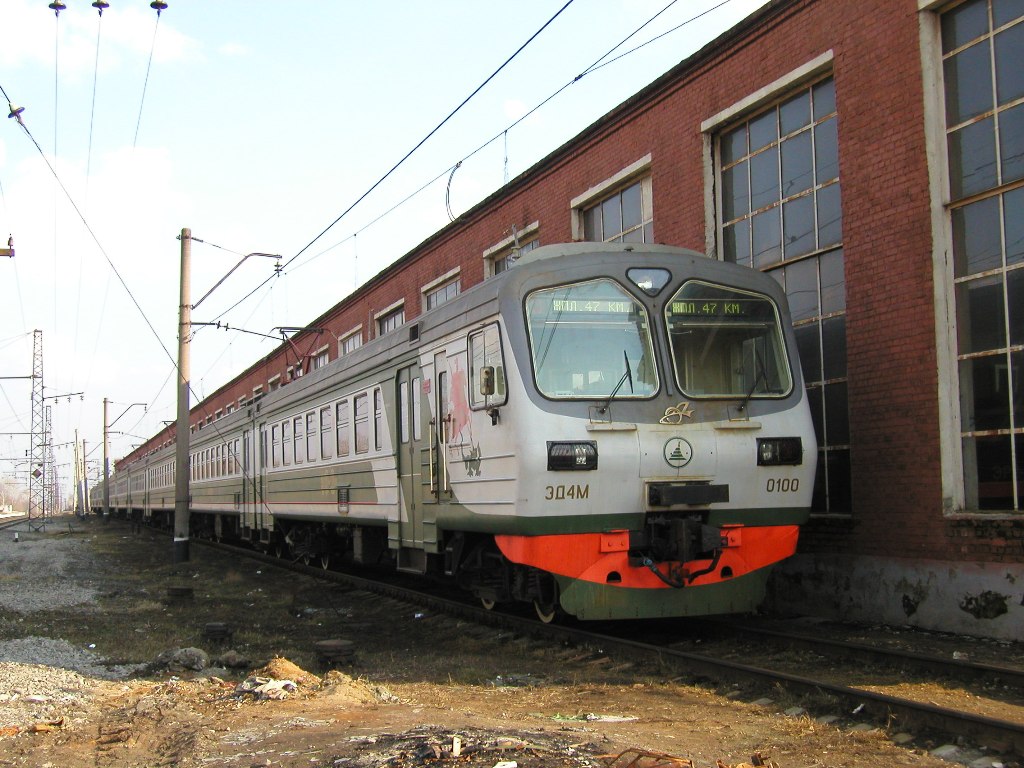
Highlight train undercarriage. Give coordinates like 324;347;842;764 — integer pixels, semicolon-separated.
100;506;775;622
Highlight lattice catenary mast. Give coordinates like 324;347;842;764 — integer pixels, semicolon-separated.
28;330;45;530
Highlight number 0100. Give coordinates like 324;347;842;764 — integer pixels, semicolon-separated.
766;478;799;493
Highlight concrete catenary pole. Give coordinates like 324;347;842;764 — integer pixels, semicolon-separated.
102;397;110;521
174;228;191;563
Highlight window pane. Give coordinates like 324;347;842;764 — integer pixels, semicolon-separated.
963;355;1011;430
795;323;822;383
999;101;1024;183
819;248;846;314
336;401;350;456
807;385;824;447
813;448;850;513
824;380;849;444
601;195;622;238
1008;267;1024;345
995;22;1024;104
785;256;819;321
412;377;422;441
965;434;1014;509
812;78;836;120
622;226;645;243
294;417;305;463
723;220;750;266
1014;350;1024;425
948;117;997;199
621;182;643;232
584;206;601;241
817;182;843;248
942;0;989;52
780;90;810;135
321;407;334;459
783;194;815;258
781;129;813;196
814;117;839;183
1006;186;1024;265
952;196;1002;276
994;0;1024;27
307;412;319;462
749;109;777;151
958;275;1007;352
944;41;994;125
752;207;781;267
822;315;847;379
354;395;368;453
750;146;779;211
721;125;747;165
722;161;749;221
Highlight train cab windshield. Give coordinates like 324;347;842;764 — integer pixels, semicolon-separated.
665;280;792;399
526;278;658;399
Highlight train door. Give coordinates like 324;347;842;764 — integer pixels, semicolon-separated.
430;351;452;503
397;364;427;552
242;426;264;535
256;423;268;532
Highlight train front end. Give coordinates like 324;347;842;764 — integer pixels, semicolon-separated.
494;244;816;620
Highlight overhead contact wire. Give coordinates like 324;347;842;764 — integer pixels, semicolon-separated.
209;1;736;328
284;0;576;271
3;94;178;373
284;1;731;282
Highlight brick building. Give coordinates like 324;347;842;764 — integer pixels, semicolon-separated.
124;0;1023;639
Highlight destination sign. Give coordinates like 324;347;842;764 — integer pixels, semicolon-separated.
549;299;635;313
669;300;751;317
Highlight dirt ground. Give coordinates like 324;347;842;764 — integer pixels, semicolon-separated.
0;516;1010;767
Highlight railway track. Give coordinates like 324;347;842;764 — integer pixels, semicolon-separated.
201;537;1024;757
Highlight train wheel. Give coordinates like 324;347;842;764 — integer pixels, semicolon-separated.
534;599;558;624
480;597;496;611
320;554;331;570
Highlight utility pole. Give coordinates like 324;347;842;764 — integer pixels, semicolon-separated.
82;439;90;517
171;229;278;564
102;397;110;521
174;227;192;564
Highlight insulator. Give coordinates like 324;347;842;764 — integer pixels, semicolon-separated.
48;1;66;15
92;0;110;14
150;1;168;12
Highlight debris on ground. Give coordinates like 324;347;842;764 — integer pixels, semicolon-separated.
233;675;297;700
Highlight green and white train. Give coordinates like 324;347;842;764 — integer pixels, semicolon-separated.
96;243;817;621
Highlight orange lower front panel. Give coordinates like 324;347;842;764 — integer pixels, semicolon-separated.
494;525;800;589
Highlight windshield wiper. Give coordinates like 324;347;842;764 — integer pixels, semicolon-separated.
598;351;633;413
738;349;766;413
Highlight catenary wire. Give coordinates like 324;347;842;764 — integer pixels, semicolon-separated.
2;91;178;374
277;0;737;287
282;0;576;272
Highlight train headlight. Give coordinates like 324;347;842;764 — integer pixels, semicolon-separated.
547;441;598;471
757;437;803;466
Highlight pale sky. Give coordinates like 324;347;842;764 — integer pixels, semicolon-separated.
0;0;770;493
